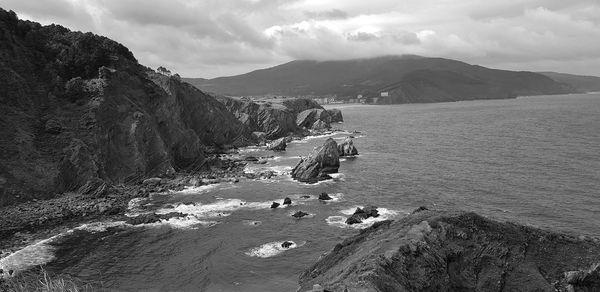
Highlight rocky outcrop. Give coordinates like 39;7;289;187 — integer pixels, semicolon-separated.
216;97;326;139
327;109;343;123
266;137;286;151
291;138;340;183
0;9;254;206
296;109;332;129
299;209;600;292
345;206;379;225
337;137;358;156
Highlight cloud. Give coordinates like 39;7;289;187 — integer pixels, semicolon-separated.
2;0;600;77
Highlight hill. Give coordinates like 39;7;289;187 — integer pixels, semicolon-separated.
185;55;576;103
539;72;600;93
0;8;256;206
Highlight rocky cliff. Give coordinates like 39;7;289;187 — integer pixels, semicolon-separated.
215;96;327;139
0;9;254;206
299;209;600;292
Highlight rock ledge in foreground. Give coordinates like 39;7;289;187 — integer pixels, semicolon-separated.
299;209;600;292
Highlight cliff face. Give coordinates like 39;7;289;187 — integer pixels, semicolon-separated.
0;9;253;206
299;210;600;292
215;96;324;139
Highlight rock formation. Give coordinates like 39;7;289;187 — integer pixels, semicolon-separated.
216;96;325;139
267;137;287;151
327;109;343;123
345;206;379;225
299;209;600;292
0;9;254;206
337;137;358;156
291;138;340;183
296;109;332;130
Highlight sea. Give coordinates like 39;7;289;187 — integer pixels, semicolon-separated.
1;93;599;291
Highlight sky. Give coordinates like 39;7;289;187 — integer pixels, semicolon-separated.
2;0;600;78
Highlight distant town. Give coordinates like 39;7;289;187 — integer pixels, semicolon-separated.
236;91;391;105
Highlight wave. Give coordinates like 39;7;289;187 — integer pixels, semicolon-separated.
245;241;306;258
325;207;403;229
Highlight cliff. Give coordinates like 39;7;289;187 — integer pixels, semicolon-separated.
185;56;575;103
0;9;254;206
299;209;600;292
215;96;326;139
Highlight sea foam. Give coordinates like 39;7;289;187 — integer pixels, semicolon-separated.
245;241;305;258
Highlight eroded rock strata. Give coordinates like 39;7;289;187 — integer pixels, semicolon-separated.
299;209;600;292
291;138;340;183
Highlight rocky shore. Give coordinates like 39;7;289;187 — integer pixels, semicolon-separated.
299;208;600;292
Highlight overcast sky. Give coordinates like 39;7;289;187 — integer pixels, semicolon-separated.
2;0;600;78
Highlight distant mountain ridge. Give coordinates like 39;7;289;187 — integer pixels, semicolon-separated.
185;56;578;104
539;72;600;93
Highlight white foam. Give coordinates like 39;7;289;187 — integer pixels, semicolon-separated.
326;207;402;229
245;241;305;258
242;220;262;226
0;220;129;277
132;215;218;229
176;184;221;194
156;198;274;219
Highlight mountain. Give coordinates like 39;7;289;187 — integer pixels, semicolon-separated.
0;9;256;206
185;55;575;103
539;72;600;93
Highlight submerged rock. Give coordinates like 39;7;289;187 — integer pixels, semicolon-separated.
299;210;600;292
291;138;340;183
318;192;333;200
283;197;292;205
270;202;280;208
337;137;358;156
282;241;294;248
267;137;287;151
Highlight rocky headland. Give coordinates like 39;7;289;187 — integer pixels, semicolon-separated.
299;208;600;292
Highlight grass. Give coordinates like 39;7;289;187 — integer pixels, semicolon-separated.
0;267;95;292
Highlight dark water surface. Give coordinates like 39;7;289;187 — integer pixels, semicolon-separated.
12;93;600;291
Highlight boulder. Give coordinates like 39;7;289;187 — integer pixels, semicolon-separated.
327;109;344;123
267;137;287;151
337;137;358;156
283;197;292;205
244;156;259;162
318;192;333;200
270;202;280;208
292;211;310;218
281;241;294;248
291;138;340;183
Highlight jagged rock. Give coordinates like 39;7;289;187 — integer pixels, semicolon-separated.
281;241;294;248
345;206;379;225
296;109;331;129
283;197;292;205
291;138;340;183
337;137;358;156
267;137;287;151
142;177;162;185
565;263;600;290
327;109;344;123
299;210;600;292
270;202;280;208
292;211;310;218
318;192;332;200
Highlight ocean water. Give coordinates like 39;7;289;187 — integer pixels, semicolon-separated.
2;93;600;291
